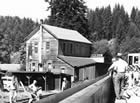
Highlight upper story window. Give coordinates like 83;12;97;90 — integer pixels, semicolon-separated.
28;43;32;56
63;43;66;52
34;42;38;53
70;43;73;54
46;41;50;50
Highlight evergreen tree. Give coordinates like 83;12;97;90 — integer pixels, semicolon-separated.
102;5;112;40
93;8;104;40
126;22;140;38
0;34;10;63
45;0;90;38
120;37;140;53
87;9;95;33
135;11;140;30
130;7;137;22
0;16;38;52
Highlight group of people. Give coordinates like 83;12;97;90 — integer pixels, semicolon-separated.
0;73;42;103
108;53;140;100
0;74;70;103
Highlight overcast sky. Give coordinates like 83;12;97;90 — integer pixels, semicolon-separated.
0;0;140;21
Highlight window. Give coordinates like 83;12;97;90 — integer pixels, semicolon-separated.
34;42;38;45
34;47;38;53
34;42;38;53
128;56;133;65
46;41;50;50
32;63;35;66
63;43;66;52
134;56;138;64
70;43;73;54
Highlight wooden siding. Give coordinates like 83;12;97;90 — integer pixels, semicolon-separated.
26;29;59;71
54;76;61;90
58;40;91;57
42;38;58;61
78;66;95;81
77;63;110;81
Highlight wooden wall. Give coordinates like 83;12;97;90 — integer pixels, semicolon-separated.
78;65;95;81
58;40;91;57
77;63;110;81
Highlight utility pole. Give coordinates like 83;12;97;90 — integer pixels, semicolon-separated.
38;19;43;65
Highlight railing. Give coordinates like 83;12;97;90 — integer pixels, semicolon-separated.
35;74;115;103
60;75;115;103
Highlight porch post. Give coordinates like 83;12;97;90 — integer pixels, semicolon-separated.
26;75;31;86
42;75;47;91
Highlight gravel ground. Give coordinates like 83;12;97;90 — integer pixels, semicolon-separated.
0;90;30;103
0;90;60;103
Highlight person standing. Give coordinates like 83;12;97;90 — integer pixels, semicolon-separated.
9;75;18;103
108;53;128;100
61;78;68;91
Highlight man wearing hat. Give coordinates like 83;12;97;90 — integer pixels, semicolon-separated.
108;53;128;99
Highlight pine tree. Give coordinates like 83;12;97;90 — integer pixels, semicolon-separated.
102;5;112;40
0;33;10;63
130;7;137;22
45;0;90;38
135;11;140;30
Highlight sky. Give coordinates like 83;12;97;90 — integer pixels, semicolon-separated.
0;0;140;21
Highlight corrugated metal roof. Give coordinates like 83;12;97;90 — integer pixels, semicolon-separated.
43;24;92;44
58;56;96;68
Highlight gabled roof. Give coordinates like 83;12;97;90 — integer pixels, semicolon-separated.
58;56;96;68
25;24;92;44
43;24;91;44
24;26;40;42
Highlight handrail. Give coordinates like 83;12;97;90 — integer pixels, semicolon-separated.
35;74;108;103
60;75;112;103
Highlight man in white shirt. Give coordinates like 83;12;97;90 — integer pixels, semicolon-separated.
108;53;128;100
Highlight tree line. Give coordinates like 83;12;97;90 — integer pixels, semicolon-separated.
0;16;38;63
45;0;140;61
87;5;140;56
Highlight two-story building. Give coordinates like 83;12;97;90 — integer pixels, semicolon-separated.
25;23;92;76
24;23;110;91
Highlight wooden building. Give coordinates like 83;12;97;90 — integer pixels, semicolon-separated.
25;23;92;77
24;23;110;91
59;56;110;81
